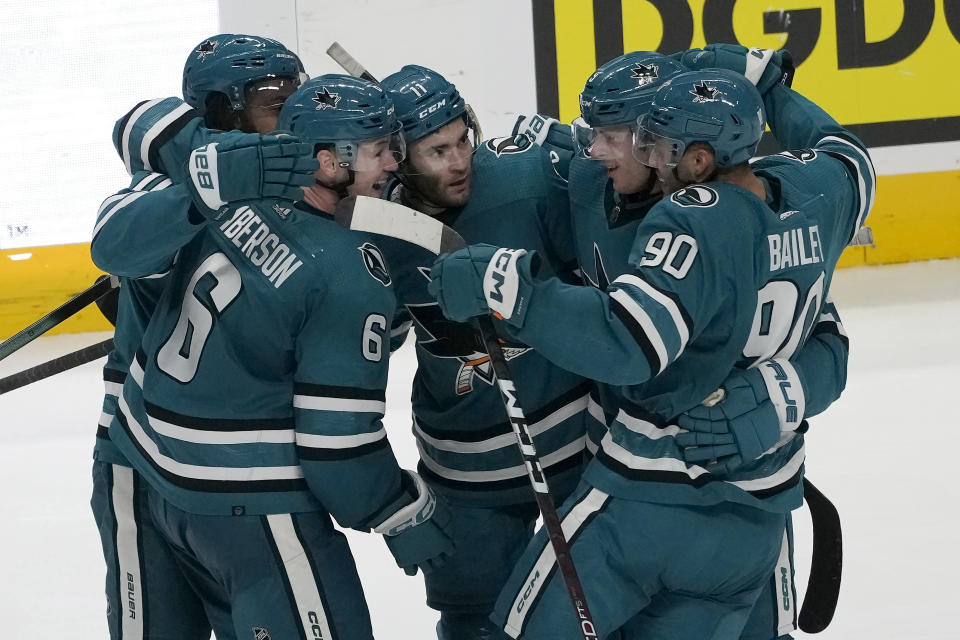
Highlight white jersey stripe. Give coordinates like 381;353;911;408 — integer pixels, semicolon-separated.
139;102;194;171
93;191;150;238
614;274;690;352
818;135;876;232
504;488;609;638
121;98;165;175
297;427;387;450
112;465;144;640
99;411;114;429
618;410;683;439
129;357;145;388
293;395;386;414
96;193;128;218
266;514;332;640
727;445;805;492
147;414;296;445
599;431;710;479
104;381;124;398
417;437;585;483
609;288;669;374
118;393;304;482
586;395;607;428
132;172;163;191
414;394;588;454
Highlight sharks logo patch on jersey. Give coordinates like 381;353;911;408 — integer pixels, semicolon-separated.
312;87;341;110
407;268;529;395
485;134;533;157
581;243;611;290
778;149;817;163
671;185;719;208
358;242;391;286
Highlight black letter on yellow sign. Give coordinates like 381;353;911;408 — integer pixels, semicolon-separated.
945;0;960;44
762;8;822;67
836;0;935;69
647;0;694;54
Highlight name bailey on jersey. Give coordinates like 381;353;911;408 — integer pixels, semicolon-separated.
768;224;823;273
217;206;303;288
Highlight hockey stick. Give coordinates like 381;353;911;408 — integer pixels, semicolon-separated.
0;275;119;362
335;195;597;639
798;477;843;633
0;338;114;395
326;41;484;142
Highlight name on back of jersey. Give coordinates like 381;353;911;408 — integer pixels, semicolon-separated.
768;224;822;273
217;206;303;288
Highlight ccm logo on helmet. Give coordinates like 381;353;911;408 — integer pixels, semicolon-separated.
419;98;447;119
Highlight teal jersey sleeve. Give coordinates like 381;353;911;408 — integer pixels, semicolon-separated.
791;296;848;419
113;97;200;181
91;171;204;277
292;250;405;530
764;85;877;238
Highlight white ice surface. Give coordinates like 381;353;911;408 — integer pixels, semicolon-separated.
2;259;958;638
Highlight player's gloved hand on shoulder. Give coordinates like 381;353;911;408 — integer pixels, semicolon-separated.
375;471;454;576
186;132;319;221
677;44;795;94
428;244;536;327
675;361;804;474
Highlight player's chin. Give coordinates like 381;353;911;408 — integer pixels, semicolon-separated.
443;177;471;205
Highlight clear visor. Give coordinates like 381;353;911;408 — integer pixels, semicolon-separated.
243;75;305;113
632;116;685;169
341;126;407;172
572;117;637;161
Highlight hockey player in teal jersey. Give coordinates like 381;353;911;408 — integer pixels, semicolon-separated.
90;34;312;640
93;72;452;639
430;64;873;638
376;65;596;640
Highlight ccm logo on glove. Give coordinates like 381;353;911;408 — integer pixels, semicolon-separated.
483;248;527;320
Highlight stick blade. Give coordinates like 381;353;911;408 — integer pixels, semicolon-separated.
326;41;377;82
798;477;843;633
333;195;466;255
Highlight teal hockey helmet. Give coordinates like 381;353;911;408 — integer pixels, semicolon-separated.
380;65;480;145
278;74;405;169
573;51;685;158
635;68;766;169
182;34;306;116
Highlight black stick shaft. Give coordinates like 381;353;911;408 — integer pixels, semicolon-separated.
477;316;597;639
0;276;116;361
0;338;114;395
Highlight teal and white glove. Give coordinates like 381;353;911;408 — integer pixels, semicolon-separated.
676;44;795;94
512;113;574;179
675;359;807;474
375;471;454;576
186;133;318;221
428;244;535;327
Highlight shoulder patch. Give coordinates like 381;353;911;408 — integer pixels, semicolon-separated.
485;134;533;157
358;242;391;287
778;149;817;163
670;185;719;208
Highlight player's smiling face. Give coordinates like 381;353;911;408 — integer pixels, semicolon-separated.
589;124;653;195
347;133;403;197
403;118;474;208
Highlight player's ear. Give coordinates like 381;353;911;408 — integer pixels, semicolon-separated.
688;144;716;182
315;148;340;179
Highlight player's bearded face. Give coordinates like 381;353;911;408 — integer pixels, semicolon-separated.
347;133;405;197
403;119;474;208
589;125;652;195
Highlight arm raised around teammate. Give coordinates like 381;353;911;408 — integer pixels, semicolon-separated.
675;298;849;472
293;245;453;573
113;97;201;182
430;192;757;387
91;171;204;278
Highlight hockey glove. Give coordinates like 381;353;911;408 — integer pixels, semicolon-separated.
375;471;454;576
186;133;318;221
512;112;575;178
428;244;535;327
675;359;806;474
678;44;795;95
